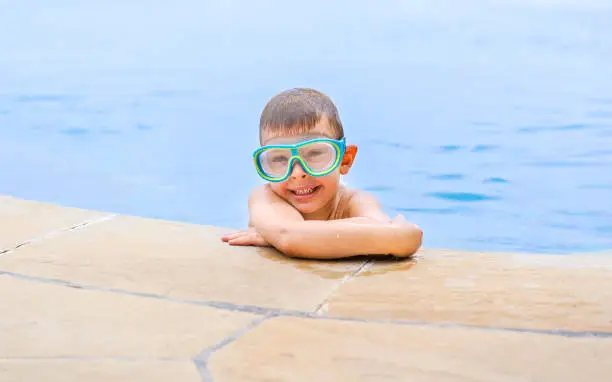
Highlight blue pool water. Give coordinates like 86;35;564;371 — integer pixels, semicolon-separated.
1;0;611;254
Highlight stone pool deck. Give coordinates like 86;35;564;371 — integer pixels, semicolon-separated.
1;195;611;381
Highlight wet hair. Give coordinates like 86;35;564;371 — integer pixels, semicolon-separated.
259;88;344;143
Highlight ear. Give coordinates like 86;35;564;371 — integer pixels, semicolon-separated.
339;144;358;175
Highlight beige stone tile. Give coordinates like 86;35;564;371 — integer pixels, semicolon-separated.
0;215;364;312
325;249;612;331
209;316;612;382
0;196;108;251
0;276;256;357
0;360;201;382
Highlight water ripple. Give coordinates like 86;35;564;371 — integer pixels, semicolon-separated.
587;110;612;118
471;144;499;152
554;210;612;218
548;222;580;230
368;139;411;150
595;225;612;234
147;89;200;98
439;145;463;152
395;207;472;215
15;94;79;103
517;123;595;133
425;191;500;202
363;185;393;192
524;160;607;167
437;144;499;152
60;127;89;136
429;173;464;181
588;97;612;106
137;124;153;131
471;121;497;126
572;148;612;158
483;177;509;184
579;184;612;190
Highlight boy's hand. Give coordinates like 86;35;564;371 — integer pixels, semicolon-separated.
392;214;410;226
221;228;270;247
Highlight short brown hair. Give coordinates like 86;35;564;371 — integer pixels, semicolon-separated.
259;88;344;143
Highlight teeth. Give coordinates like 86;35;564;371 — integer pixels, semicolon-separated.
294;187;315;195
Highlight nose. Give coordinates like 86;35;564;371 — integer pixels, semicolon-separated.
289;160;307;179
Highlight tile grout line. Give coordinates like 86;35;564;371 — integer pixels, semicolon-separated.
2;269;612;339
0;214;117;257
192;314;273;382
0;356;187;361
0;270;288;315
313;259;374;315
308;313;612;338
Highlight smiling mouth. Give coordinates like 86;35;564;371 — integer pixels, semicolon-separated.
290;185;320;196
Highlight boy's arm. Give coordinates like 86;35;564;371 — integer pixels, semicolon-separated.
249;187;422;259
221;185;303;246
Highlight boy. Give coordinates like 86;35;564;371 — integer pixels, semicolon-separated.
221;88;423;259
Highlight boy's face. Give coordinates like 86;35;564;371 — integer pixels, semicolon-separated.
259;119;358;216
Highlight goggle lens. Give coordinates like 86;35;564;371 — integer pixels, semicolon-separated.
257;141;339;179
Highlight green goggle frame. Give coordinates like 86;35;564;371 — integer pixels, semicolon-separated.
253;137;346;182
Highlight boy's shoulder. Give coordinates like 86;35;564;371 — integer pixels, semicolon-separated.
325;185;390;221
248;184;390;222
341;186;391;222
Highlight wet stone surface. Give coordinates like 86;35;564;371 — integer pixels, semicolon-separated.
1;196;611;381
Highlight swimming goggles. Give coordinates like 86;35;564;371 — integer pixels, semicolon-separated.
253;137;346;182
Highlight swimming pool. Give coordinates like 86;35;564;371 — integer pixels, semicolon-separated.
1;0;611;254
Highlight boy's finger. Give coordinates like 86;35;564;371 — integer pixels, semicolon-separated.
221;231;247;241
221;234;236;242
392;214;407;225
227;235;258;246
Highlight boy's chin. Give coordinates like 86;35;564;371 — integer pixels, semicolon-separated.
288;195;327;215
292;202;322;215
289;197;321;212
